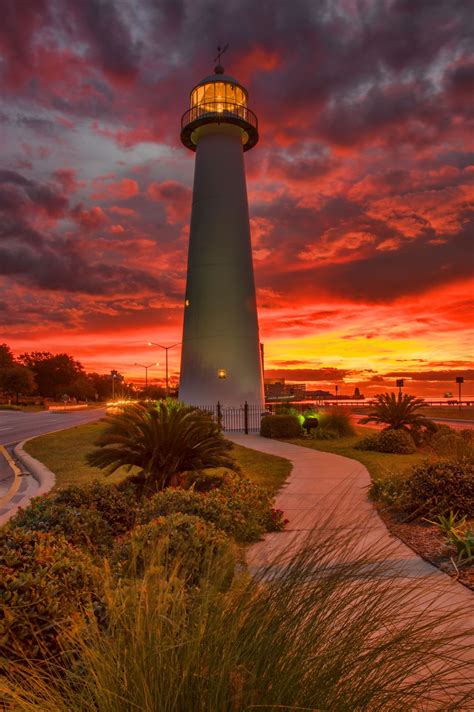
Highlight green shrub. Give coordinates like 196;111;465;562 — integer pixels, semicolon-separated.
138;476;286;543
260;414;302;438
356;433;381;451
0;529;97;662
180;469;228;492
10;481;137;555
317;408;356;437
54;481;137;533
429;427;474;462
368;472;406;507
402;459;474;518
113;513;235;584
10;497;114;554
356;428;416;454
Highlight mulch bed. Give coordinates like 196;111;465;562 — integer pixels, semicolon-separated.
376;505;474;591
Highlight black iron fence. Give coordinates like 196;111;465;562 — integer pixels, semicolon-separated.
195;401;266;434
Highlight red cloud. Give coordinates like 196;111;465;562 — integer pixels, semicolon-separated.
91;178;140;200
147;180;191;224
72;205;107;230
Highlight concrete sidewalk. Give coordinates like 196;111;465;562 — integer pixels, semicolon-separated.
228;435;474;639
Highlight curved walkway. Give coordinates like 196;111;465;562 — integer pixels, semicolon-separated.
229;435;473;641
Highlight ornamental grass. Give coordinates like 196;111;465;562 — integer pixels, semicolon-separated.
1;521;472;711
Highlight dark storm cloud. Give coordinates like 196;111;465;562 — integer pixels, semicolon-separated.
0;239;172;296
64;0;142;80
263;368;351;382
0;170;67;216
266;212;474;303
385;369;474;382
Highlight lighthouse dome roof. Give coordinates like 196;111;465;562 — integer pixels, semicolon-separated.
197;72;240;85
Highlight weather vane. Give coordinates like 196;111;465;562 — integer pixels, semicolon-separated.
214;44;229;65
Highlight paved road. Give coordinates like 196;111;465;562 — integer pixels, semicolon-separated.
352;413;474;431
0;408;107;446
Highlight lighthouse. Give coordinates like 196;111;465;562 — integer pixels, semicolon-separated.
178;56;264;407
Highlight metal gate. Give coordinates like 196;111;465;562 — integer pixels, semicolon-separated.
195;402;266;433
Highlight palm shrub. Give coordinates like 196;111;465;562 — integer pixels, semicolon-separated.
361;392;433;433
87;401;237;491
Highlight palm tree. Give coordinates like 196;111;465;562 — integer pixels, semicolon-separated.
360;392;432;431
87;401;237;490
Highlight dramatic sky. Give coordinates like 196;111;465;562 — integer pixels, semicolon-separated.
1;0;473;396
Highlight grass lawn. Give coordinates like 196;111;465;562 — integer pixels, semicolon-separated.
24;422;292;495
285;426;427;482
352;405;474;421
419;406;474;421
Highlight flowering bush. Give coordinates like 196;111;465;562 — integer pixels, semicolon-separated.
11;481;138;555
0;529;98;662
113;513;235;585
54;481;137;533
10;497;114;554
139;475;287;543
429;427;474;462
401;459;474;518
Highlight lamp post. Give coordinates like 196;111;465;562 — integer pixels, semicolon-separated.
110;370;118;400
148;342;180;395
335;384;339;402
456;376;464;410
396;379;404;397
134;362;159;390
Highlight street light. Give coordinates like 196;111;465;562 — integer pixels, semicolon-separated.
110;370;118;400
396;379;404;397
148;342;180;395
134;362;159;390
456;376;464;410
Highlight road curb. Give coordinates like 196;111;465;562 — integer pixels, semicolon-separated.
14;439;56;497
0;440;56;526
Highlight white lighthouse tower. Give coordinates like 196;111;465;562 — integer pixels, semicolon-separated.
178;55;264;407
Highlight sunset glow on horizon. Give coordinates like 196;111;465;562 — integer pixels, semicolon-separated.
1;1;473;397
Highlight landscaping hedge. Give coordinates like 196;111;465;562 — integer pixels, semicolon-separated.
139;475;286;543
260;415;302;439
357;428;416;454
0;529;98;662
113;513;235;585
401;459;474;518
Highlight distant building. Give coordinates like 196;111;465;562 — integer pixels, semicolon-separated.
264;379;306;399
305;389;333;399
